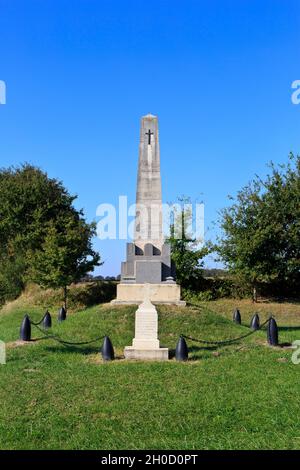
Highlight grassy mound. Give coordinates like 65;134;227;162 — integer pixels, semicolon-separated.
0;282;116;315
0;299;299;450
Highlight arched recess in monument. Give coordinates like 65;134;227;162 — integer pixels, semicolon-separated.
135;245;144;256
153;245;161;256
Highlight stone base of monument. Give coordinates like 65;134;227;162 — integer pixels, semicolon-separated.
124;296;169;361
111;283;186;306
124;346;169;361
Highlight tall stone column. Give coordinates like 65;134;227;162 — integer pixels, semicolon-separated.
135;114;163;249
112;113;185;307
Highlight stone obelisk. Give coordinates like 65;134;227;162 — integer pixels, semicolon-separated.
134;113;163;248
112;113;185;305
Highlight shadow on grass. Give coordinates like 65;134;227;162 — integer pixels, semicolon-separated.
31;336;53;342
44;345;101;354
28;336;101;354
69;282;117;308
254;298;300;305
278;326;300;332
168;343;231;361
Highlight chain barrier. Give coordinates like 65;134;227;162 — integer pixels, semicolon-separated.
29;318;105;347
183;302;271;346
29;314;46;326
28;303;272;350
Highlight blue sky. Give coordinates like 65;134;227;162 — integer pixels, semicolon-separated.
0;0;299;275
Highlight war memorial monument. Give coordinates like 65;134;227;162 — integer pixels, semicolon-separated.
112;113;185;360
113;113;185;306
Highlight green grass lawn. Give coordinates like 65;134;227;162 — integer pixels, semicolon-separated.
0;298;300;450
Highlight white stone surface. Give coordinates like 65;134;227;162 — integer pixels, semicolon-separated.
124;347;169;361
112;283;186;306
132;297;160;349
124;287;169;361
135;114;163;245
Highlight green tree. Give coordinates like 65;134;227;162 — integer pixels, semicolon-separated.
168;198;208;291
27;217;101;310
0;254;25;302
0;164;76;253
217;153;300;300
0;164;101;305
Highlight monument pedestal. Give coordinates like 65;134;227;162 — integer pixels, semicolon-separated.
124;296;169;361
124;347;169;361
112;283;186;306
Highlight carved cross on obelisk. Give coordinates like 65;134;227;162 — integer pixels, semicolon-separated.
145;129;154;145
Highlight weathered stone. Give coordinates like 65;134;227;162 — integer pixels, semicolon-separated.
113;113;184;305
136;260;162;284
111;283;185;305
124;290;169;360
124;347;169;361
121;240;174;284
135;114;162;246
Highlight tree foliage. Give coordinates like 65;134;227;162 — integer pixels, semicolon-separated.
217;153;300;296
168;199;208;290
0;164;101;304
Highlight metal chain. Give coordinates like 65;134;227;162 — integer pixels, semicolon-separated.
29;314;47;326
29;303;270;349
31;322;105;347
183;302;271;345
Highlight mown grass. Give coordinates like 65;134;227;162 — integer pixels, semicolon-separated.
0;298;300;450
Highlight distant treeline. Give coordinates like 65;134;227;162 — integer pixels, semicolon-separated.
81;269;230;282
79;275;120;282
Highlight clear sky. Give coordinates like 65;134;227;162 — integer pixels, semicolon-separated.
0;0;299;276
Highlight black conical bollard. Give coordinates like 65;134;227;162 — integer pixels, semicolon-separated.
101;336;114;361
250;313;260;330
175;336;188;361
267;317;278;346
58;306;66;322
233;308;241;325
20;314;31;341
43;311;52;329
